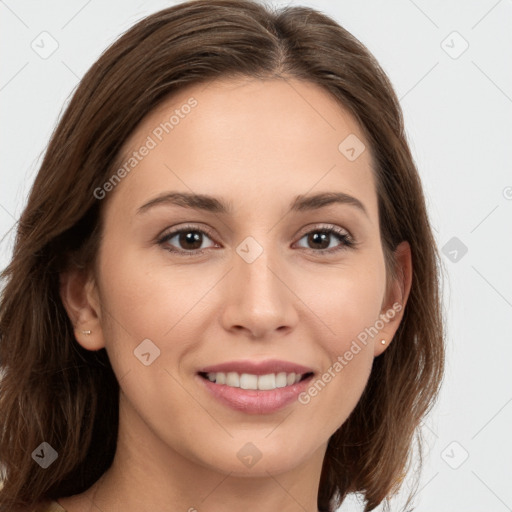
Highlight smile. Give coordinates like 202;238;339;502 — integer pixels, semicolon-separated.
199;371;312;390
197;371;315;414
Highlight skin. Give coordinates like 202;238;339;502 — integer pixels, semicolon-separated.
58;77;412;512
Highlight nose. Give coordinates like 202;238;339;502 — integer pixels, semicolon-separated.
220;245;299;339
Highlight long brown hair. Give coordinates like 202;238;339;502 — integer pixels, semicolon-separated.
0;1;445;510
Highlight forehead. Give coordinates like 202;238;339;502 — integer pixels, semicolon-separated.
104;77;377;220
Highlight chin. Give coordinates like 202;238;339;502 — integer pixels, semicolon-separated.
195;438;314;477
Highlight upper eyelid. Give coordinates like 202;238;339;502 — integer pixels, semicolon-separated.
159;223;217;241
159;223;350;237
295;223;351;238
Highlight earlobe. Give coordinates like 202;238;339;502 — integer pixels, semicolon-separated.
60;269;105;351
374;241;413;357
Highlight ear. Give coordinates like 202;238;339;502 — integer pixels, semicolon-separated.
60;268;106;351
374;241;412;357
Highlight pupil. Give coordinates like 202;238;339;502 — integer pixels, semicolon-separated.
180;231;202;250
309;232;329;249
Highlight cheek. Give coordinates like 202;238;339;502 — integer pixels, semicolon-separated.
96;242;220;380
294;253;387;350
98;242;206;336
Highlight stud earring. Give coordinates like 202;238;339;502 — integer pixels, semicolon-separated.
81;330;92;335
380;339;386;345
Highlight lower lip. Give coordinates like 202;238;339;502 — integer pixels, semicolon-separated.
197;374;314;414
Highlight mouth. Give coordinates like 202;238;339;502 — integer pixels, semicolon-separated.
198;370;314;390
196;369;315;414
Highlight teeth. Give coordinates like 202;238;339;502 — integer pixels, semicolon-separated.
275;372;287;388
226;372;240;387
258;373;275;390
204;371;308;390
239;373;257;390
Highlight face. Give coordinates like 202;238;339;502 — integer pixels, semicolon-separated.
66;77;409;479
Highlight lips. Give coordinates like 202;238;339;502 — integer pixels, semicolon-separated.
197;359;315;376
196;371;315;414
196;359;316;414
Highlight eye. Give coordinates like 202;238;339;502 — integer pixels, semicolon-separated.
295;226;356;254
157;223;356;257
157;225;218;255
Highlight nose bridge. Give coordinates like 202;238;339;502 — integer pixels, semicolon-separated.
221;236;297;337
239;247;279;302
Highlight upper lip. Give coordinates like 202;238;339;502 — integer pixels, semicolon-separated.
198;359;315;376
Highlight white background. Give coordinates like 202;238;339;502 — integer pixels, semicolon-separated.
1;1;511;511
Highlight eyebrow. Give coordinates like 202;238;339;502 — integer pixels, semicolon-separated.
137;191;368;217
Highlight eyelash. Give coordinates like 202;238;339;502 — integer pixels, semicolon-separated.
156;224;357;257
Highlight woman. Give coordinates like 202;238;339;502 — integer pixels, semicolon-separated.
0;0;445;510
